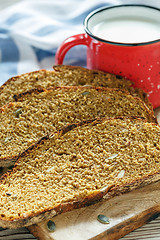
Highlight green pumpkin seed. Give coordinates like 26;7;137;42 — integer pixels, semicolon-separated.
15;108;22;118
82;91;90;96
97;214;110;224
6;192;12;196
47;220;56;232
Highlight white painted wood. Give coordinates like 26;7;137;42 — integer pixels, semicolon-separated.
32;179;160;240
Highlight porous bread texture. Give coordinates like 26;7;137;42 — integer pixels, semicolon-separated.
0;117;160;228
0;65;152;110
53;65;131;87
53;65;152;110
0;66;131;107
0;86;156;167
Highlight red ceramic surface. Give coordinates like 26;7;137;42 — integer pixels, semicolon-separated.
55;6;160;108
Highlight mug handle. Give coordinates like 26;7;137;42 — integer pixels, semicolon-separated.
55;33;89;64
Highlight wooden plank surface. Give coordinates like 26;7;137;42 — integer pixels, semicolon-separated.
121;217;160;240
0;227;36;240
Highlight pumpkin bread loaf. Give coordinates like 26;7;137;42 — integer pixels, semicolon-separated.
0;86;156;167
0;65;152;110
0;117;160;229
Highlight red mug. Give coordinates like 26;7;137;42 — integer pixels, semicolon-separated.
55;5;160;108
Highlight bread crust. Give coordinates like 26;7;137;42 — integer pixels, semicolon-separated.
0;117;159;229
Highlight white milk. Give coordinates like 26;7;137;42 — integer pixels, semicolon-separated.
87;6;160;44
92;18;160;43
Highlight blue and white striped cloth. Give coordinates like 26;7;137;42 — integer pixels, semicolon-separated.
0;0;159;85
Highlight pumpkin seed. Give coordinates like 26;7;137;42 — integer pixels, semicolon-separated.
107;153;118;160
6;192;12;196
83;84;92;87
49;133;55;139
97;214;110;224
47;220;56;232
15;108;22;118
100;185;109;192
117;170;125;179
82;91;90;96
139;158;146;161
46;166;55;173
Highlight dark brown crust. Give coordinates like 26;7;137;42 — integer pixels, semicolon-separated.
0;186;109;229
13;87;45;101
0;117;160;228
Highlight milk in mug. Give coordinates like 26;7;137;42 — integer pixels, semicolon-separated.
88;5;160;44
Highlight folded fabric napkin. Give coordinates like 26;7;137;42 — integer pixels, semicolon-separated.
0;0;159;85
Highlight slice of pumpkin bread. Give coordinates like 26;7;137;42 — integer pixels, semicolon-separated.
0;117;160;229
0;67;131;107
0;65;152;110
53;65;152;110
53;65;132;88
0;86;156;167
